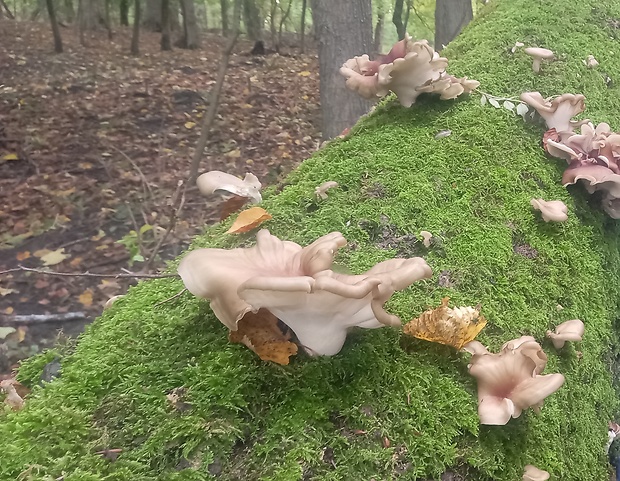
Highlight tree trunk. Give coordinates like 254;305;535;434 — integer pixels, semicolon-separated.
143;0;178;30
392;0;406;40
178;0;200;49
78;0;101;30
311;0;372;140
299;0;306;53
276;0;292;52
160;0;172;49
46;0;63;52
373;12;384;54
242;0;262;41
120;0;129;25
63;0;75;22
434;0;473;50
0;0;14;18
104;0;113;39
130;0;140;55
219;0;228;35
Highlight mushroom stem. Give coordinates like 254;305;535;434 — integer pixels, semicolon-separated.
532;59;541;73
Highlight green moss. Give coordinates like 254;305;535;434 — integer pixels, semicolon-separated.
3;0;620;479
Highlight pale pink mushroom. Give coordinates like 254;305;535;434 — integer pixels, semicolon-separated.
339;55;381;100
546;319;585;349
0;379;25;410
178;229;432;356
520;92;586;133
467;338;565;425
524;47;554;73
315;181;338;200
523;465;550;481
196;171;262;203
530;198;568;222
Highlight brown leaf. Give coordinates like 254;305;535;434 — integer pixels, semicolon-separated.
79;289;94;307
226;207;272;234
229;309;298;365
220;195;249;221
16;251;31;261
403;297;487;349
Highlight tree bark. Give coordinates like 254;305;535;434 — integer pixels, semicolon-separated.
392;0;406;40
144;0;178;31
120;0;129;25
178;0;200;48
160;0;172;49
242;0;262;41
299;0;306;52
434;0;473;50
188;0;241;184
78;0;102;31
311;0;373;140
1;0;14;18
219;0;228;35
130;0;141;55
373;12;384;54
46;0;63;52
276;0;292;52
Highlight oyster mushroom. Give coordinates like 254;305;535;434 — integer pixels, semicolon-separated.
524;47;554;73
520;92;586;133
546;319;585;349
523;465;550;481
196;170;262;203
530;198;568;222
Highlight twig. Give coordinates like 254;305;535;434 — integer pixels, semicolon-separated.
143;180;185;272
1;312;88;324
153;288;187;307
108;144;154;199
0;265;179;279
187;0;242;185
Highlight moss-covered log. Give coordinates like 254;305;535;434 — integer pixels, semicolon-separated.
4;0;620;479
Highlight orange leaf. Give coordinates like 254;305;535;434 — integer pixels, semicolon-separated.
403;297;487;349
229;309;298;365
226;207;272;234
79;290;93;307
220;195;249;221
16;251;31;261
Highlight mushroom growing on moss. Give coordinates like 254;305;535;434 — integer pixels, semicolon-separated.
530;198;568;222
196;170;262;203
523;465;550;481
524;47;554;73
466;337;565;425
546;319;584;349
178;229;432;356
520;92;586;133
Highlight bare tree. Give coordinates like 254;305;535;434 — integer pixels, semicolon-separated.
311;0;373;139
276;0;292;51
220;0;228;35
242;0;261;42
188;0;241;184
299;0;307;52
120;0;129;25
1;0;15;18
434;0;472;50
160;0;172;49
46;0;63;52
373;11;384;54
130;0;141;55
178;0;200;49
392;0;405;40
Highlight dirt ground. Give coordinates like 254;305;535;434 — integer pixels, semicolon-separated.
0;19;321;376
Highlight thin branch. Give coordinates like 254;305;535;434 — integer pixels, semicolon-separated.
0;266;179;279
142;180;186;271
153;288;188;307
187;0;242;185
108;144;154;199
2;312;88;324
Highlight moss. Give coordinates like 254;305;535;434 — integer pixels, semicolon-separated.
3;0;620;479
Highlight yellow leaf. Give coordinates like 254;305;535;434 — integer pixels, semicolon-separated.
242;104;253;109
4;307;14;315
0;287;17;296
225;148;241;158
78;162;94;169
79;290;93;307
226;207;272;234
40;248;70;266
2;153;19;161
16;251;31;261
229;309;298;365
298;71;311;77
33;249;51;258
403;297;487;350
184;121;196;129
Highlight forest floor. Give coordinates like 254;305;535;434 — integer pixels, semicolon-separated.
0;20;321;376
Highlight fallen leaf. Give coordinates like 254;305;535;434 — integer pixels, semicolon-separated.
16;251;31;261
33;249;51;258
225;148;241;158
226;207;272;234
0;380;25;410
79;289;94;307
0;287;17;296
1;153;19;161
40;248;69;266
220;195;249;221
4;307;14;314
229;309;298;365
403;297;487;349
78;162;94;169
0;327;16;339
298;71;311;77
184;121;196;129
34;279;49;289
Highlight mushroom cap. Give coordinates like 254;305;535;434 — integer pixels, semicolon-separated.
520;92;586;132
196;171;262;203
524;47;554;59
546;319;584;349
523;465;550;481
530;198;568;222
339;55;381;100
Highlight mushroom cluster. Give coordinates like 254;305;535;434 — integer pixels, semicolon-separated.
340;34;479;107
463;336;565;425
521;91;620;218
179;229;432;356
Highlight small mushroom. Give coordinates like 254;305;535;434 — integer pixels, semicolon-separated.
419;230;432;247
523;465;550;481
524;47;554;73
530;198;568;222
196;171;262;203
315;181;338;200
583;55;599;68
546;319;584;349
0;379;25;410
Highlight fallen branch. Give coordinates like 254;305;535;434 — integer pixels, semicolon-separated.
1;311;88;324
0;265;179;279
153;288;188;307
